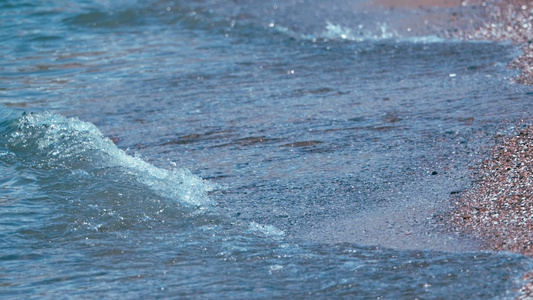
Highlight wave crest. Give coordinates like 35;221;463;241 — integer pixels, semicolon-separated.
8;111;214;207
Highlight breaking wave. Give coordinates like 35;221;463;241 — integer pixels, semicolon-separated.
5;110;213;207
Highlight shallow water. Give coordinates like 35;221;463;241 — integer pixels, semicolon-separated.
2;0;533;298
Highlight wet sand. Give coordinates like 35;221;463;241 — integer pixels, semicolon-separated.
370;0;533;84
361;0;533;255
455;0;533;84
371;0;533;249
450;126;533;255
373;0;483;8
440;0;533;254
447;125;533;298
371;0;533;296
426;0;533;297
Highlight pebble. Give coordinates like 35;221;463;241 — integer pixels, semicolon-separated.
453;0;533;84
450;124;533;298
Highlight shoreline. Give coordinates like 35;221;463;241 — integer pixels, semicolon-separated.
373;0;483;8
370;0;533;84
370;0;533;296
449;125;533;256
447;124;533;298
367;0;533;252
444;0;533;255
375;0;533;254
364;0;533;256
455;0;533;85
435;1;533;297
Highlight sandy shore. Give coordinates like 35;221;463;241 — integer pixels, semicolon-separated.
373;0;483;8
370;0;533;296
450;125;533;255
432;1;533;297
370;0;533;248
441;0;533;255
454;0;533;84
366;0;533;251
447;125;533;298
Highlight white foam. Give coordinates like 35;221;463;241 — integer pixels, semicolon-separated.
248;221;285;237
11;112;214;207
275;21;452;44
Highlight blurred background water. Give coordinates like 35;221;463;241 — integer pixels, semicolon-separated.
2;0;533;298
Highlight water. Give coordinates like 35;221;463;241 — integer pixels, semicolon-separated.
2;0;533;298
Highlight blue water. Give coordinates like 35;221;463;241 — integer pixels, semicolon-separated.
2;0;533;298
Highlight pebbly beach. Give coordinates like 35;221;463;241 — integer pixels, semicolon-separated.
370;0;533;257
446;0;533;257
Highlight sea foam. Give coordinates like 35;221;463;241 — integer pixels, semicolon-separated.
8;111;214;207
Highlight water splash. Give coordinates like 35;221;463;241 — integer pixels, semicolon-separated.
7;111;214;207
249;221;285;237
273;20;446;44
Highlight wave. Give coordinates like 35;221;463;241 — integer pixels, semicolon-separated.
273;21;447;44
50;0;485;49
3;110;213;208
0;108;290;240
